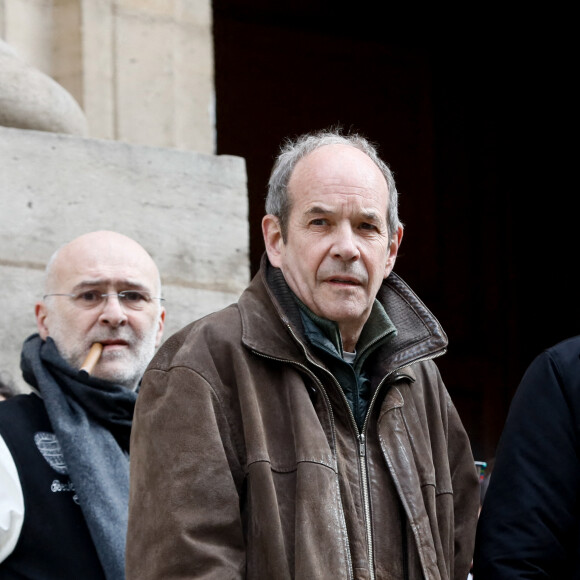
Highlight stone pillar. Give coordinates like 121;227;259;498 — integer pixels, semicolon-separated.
0;0;215;153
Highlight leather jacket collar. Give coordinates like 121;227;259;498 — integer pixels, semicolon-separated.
240;254;448;378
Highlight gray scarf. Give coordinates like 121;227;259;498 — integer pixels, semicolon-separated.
21;334;137;580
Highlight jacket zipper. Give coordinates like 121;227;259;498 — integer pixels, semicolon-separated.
358;432;375;580
255;326;446;580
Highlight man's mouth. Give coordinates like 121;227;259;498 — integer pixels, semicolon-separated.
99;339;129;351
328;277;360;286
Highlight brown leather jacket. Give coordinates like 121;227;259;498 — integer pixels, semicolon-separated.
126;259;479;580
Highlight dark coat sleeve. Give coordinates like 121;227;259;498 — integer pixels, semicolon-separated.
473;337;580;579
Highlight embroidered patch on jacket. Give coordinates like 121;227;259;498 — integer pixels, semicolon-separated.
34;432;68;474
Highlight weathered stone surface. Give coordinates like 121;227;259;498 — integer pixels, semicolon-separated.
0;39;88;136
0;125;249;392
1;0;215;153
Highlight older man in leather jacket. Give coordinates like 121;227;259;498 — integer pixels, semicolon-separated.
126;130;480;580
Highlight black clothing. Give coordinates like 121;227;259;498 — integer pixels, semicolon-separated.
474;335;580;579
0;394;105;579
0;334;137;579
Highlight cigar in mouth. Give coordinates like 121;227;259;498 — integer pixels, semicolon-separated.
79;342;103;376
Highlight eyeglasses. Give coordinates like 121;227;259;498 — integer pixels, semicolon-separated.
43;290;165;311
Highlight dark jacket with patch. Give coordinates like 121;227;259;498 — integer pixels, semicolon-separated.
0;393;105;579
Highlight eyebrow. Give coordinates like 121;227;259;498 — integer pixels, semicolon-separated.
70;280;151;293
305;206;382;222
359;210;382;222
304;206;333;216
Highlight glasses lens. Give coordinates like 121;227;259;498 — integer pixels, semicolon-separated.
118;291;151;310
75;291;105;308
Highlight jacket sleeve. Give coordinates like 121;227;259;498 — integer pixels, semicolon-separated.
126;364;246;579
474;345;580;578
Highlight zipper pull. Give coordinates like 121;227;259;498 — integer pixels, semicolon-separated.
359;433;366;457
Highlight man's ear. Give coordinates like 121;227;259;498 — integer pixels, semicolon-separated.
35;302;49;340
384;226;404;278
155;308;166;348
262;214;284;268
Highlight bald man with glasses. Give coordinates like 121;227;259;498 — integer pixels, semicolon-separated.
0;230;165;579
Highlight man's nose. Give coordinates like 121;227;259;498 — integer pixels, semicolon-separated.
98;294;128;327
331;224;360;261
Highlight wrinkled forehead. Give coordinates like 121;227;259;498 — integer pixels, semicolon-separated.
289;144;390;210
46;237;161;294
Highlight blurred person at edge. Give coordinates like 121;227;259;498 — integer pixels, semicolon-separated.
0;231;165;579
474;336;580;578
126;129;480;580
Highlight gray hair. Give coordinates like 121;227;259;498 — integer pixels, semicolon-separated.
266;129;402;241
